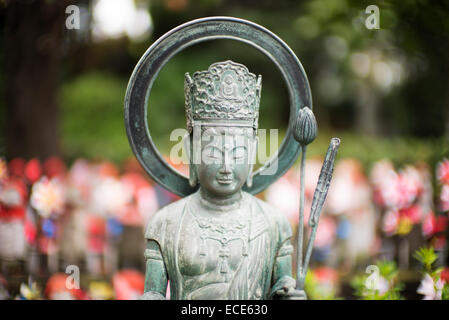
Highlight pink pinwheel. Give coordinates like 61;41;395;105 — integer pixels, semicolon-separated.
440;184;449;212
388;166;422;209
30;177;66;218
372;168;399;208
371;162;423;210
399;166;423;204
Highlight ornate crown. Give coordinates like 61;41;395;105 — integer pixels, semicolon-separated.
184;60;262;133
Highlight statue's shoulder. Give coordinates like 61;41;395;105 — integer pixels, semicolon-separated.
248;193;287;221
144;194;192;242
246;193;292;237
152;195;190;222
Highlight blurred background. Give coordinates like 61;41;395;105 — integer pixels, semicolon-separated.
0;0;449;300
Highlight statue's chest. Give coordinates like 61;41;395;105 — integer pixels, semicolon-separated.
177;212;250;279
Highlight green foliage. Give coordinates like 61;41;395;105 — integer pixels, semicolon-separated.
59;72;132;164
307;129;442;167
443;284;449;300
304;270;341;300
414;246;449;300
414;247;439;275
351;260;404;300
377;260;400;280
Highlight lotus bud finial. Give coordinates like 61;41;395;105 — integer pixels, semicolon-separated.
293;106;318;146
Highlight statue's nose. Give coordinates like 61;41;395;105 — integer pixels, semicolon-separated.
219;154;233;175
219;162;232;175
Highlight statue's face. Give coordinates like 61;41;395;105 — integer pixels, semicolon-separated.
195;127;254;197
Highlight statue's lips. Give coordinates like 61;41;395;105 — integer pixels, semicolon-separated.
216;178;233;185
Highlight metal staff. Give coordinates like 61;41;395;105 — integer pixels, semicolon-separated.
298;137;340;289
293;107;340;290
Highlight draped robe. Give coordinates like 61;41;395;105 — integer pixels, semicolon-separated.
144;191;295;300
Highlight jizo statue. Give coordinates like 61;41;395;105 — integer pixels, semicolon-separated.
124;17;340;300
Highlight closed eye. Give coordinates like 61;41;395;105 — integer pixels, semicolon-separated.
204;146;222;159
233;146;247;160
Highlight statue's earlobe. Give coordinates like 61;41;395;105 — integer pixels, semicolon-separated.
189;164;198;187
186;134;199;187
246;136;258;188
246;170;254;188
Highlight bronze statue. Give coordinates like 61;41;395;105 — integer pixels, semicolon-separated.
124;17;340;300
141;61;304;300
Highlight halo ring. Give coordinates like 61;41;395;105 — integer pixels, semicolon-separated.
124;16;312;196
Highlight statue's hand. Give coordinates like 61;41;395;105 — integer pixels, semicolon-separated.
275;286;307;300
139;291;166;300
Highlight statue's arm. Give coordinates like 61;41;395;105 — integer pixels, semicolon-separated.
269;213;307;300
140;240;168;300
269;239;296;298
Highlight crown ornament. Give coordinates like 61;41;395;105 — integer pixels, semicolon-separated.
185;60;262;133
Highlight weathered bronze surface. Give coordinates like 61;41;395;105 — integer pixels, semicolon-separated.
124;17;339;300
140;59;304;300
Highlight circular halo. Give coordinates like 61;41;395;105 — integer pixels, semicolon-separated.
124;16;312;197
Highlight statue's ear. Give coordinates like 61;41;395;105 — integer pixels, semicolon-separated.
185;133;199;187
246;135;258;188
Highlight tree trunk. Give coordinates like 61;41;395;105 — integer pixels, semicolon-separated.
355;83;380;136
4;0;69;160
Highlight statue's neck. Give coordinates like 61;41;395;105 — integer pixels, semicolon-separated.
198;188;243;213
